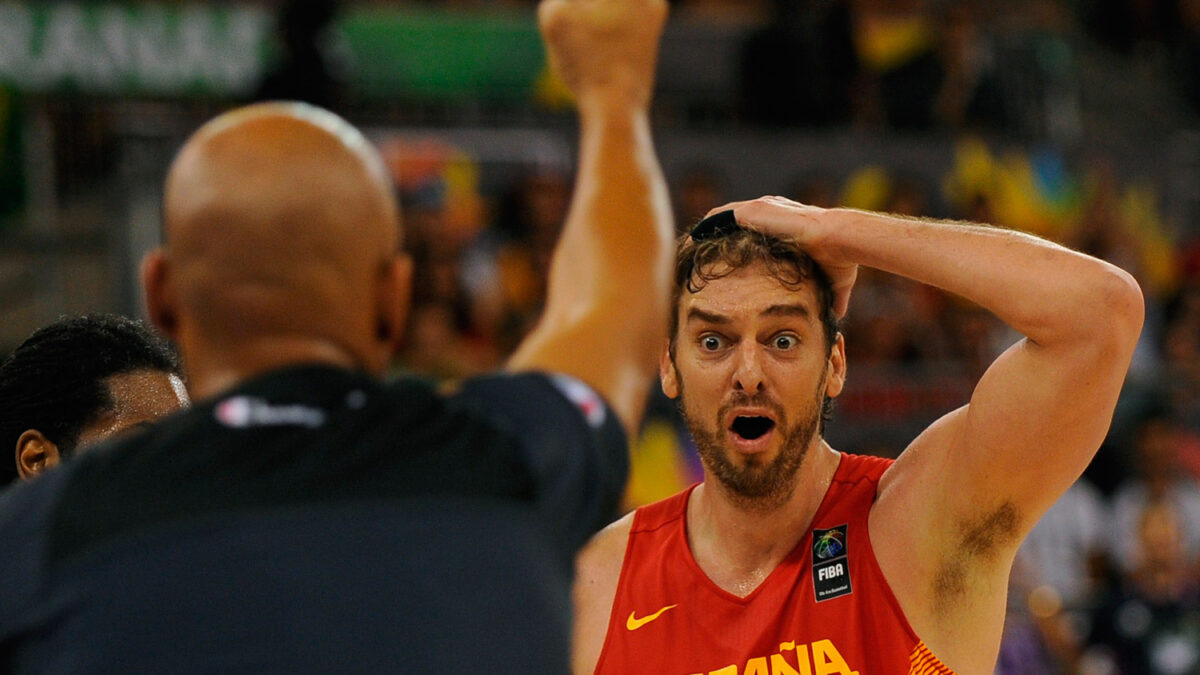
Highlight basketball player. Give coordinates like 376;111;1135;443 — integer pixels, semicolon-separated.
0;314;186;484
0;0;673;671
572;198;1144;674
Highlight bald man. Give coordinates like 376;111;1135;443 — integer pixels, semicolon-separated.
0;1;673;672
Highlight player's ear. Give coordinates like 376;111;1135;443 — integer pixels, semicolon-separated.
16;429;61;480
660;340;680;399
142;249;179;339
377;253;413;355
825;332;846;399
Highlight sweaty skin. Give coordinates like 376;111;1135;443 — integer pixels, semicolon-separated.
74;370;189;447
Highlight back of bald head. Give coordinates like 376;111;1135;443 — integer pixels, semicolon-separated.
160;102;403;367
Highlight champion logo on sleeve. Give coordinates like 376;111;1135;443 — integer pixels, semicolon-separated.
214;396;327;429
549;374;607;428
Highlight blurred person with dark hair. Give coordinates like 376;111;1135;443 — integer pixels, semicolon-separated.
673;164;726;231
459;167;573;356
255;0;346;109
1082;499;1200;674
1160;281;1200;433
573;196;1143;674
0;0;674;671
1109;409;1200;574
996;476;1112;675
737;0;860;128
0;314;186;485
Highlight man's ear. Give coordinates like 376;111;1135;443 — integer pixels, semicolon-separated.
16;429;62;480
378;253;414;355
141;249;179;339
825;332;846;399
659;340;680;399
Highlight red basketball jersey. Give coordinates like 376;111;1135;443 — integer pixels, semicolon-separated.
594;453;955;675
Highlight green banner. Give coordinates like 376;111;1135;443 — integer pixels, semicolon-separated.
0;2;549;100
341;8;545;100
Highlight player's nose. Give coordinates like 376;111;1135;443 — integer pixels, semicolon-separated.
731;342;765;393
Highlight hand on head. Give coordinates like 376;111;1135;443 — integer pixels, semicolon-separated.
538;0;668;113
704;197;858;319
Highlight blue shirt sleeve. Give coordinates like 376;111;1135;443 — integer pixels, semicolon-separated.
450;372;628;553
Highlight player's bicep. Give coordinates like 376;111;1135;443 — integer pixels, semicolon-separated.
953;336;1127;524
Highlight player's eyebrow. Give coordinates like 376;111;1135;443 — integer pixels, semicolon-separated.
762;303;812;320
686;307;731;325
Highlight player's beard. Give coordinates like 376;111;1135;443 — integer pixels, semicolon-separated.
678;369;825;512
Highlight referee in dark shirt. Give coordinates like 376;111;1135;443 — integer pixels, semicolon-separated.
0;0;673;672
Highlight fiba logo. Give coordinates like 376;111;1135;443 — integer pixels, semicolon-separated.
811;524;852;602
813;529;845;561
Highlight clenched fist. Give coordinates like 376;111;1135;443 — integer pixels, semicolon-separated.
538;0;668;113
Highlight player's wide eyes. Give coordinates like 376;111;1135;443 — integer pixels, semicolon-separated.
773;334;798;350
700;335;725;351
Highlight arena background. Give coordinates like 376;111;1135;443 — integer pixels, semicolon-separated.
1;1;1198;672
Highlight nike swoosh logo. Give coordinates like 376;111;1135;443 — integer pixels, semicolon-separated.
626;604;678;631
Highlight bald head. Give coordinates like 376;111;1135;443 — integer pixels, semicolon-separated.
147;102;411;393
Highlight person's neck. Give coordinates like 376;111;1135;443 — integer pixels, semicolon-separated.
686;441;842;598
182;335;367;402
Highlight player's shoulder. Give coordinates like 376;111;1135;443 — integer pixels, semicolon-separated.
572;511;634;674
577;510;636;578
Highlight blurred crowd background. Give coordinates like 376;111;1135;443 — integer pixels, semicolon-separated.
1;0;1199;672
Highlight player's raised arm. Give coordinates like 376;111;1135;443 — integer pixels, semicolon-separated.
721;196;1143;520
718;195;1144;671
507;0;675;437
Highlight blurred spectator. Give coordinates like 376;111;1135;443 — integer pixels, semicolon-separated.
850;0;944;129
787;172;840;208
1019;478;1111;613
0;87;22;222
622;390;702;510
670;0;771;25
400;302;499;381
1082;500;1200;674
996;477;1112;674
1081;0;1178;55
737;0;861;128
460;168;571;355
1109;410;1200;575
1159;281;1200;436
1171;0;1200;115
850;0;1010;130
673;165;727;231
255;0;348;110
932;3;1010;131
378;136;497;377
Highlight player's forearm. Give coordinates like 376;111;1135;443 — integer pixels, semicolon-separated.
507;101;673;432
825;208;1144;350
543;104;673;338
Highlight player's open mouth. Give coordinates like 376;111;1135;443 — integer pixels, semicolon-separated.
730;416;775;441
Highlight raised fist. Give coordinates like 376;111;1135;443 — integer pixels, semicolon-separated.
538;0;668;112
